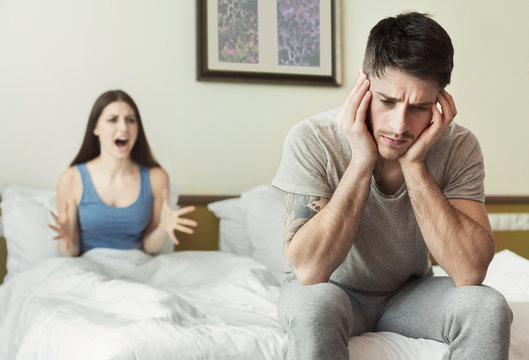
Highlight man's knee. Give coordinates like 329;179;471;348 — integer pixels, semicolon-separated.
279;280;354;360
449;285;512;329
279;281;353;333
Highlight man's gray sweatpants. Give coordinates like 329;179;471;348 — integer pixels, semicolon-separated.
278;274;513;360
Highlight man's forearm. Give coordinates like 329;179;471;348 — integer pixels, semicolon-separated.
401;163;495;286
286;162;373;285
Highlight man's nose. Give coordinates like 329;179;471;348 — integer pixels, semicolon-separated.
388;106;408;134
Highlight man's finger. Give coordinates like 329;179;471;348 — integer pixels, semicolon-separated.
437;92;454;124
441;90;457;116
355;90;372;125
430;103;443;129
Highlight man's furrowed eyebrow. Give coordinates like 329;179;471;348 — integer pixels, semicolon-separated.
374;91;436;106
374;91;397;101
410;100;437;107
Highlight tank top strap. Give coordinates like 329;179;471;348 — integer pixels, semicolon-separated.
139;165;153;202
76;163;99;201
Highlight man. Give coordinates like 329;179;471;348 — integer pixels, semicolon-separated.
272;12;512;360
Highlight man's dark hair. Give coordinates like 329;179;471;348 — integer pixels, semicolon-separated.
362;12;454;89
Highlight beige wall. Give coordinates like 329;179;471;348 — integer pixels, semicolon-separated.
1;0;528;195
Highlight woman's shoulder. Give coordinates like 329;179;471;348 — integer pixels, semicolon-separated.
148;166;169;190
148;166;168;178
57;166;82;201
58;166;82;186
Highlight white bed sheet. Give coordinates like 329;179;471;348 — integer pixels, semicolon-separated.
0;249;528;360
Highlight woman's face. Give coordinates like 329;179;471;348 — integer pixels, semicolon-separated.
93;101;139;160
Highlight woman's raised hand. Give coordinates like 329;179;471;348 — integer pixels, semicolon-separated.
159;189;198;245
48;202;76;251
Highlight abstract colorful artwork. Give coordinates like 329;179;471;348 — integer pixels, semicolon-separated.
217;0;259;63
277;0;320;67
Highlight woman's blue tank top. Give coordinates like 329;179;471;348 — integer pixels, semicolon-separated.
77;163;153;253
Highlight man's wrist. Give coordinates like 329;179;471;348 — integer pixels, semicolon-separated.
400;160;428;180
348;157;377;175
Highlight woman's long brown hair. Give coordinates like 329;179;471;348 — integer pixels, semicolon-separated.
70;90;160;168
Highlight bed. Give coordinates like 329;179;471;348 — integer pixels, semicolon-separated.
1;183;528;360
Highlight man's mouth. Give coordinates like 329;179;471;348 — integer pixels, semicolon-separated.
381;136;407;146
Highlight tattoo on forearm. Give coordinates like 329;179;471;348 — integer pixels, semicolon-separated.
284;193;325;245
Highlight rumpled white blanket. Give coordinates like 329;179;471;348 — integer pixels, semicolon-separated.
0;249;286;360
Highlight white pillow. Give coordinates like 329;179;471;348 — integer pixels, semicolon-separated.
207;198;253;256
1;183;59;282
241;185;287;282
209;184;287;282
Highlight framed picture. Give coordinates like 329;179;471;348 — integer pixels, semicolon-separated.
197;0;342;86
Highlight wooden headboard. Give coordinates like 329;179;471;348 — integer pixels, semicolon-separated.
171;195;236;251
1;195;528;284
174;195;529;256
483;196;529;256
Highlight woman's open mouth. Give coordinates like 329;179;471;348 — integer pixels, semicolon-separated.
115;138;129;149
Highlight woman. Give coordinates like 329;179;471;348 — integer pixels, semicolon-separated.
49;90;196;256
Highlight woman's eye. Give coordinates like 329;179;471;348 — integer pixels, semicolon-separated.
412;106;428;112
126;117;136;124
380;99;394;106
108;117;117;122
